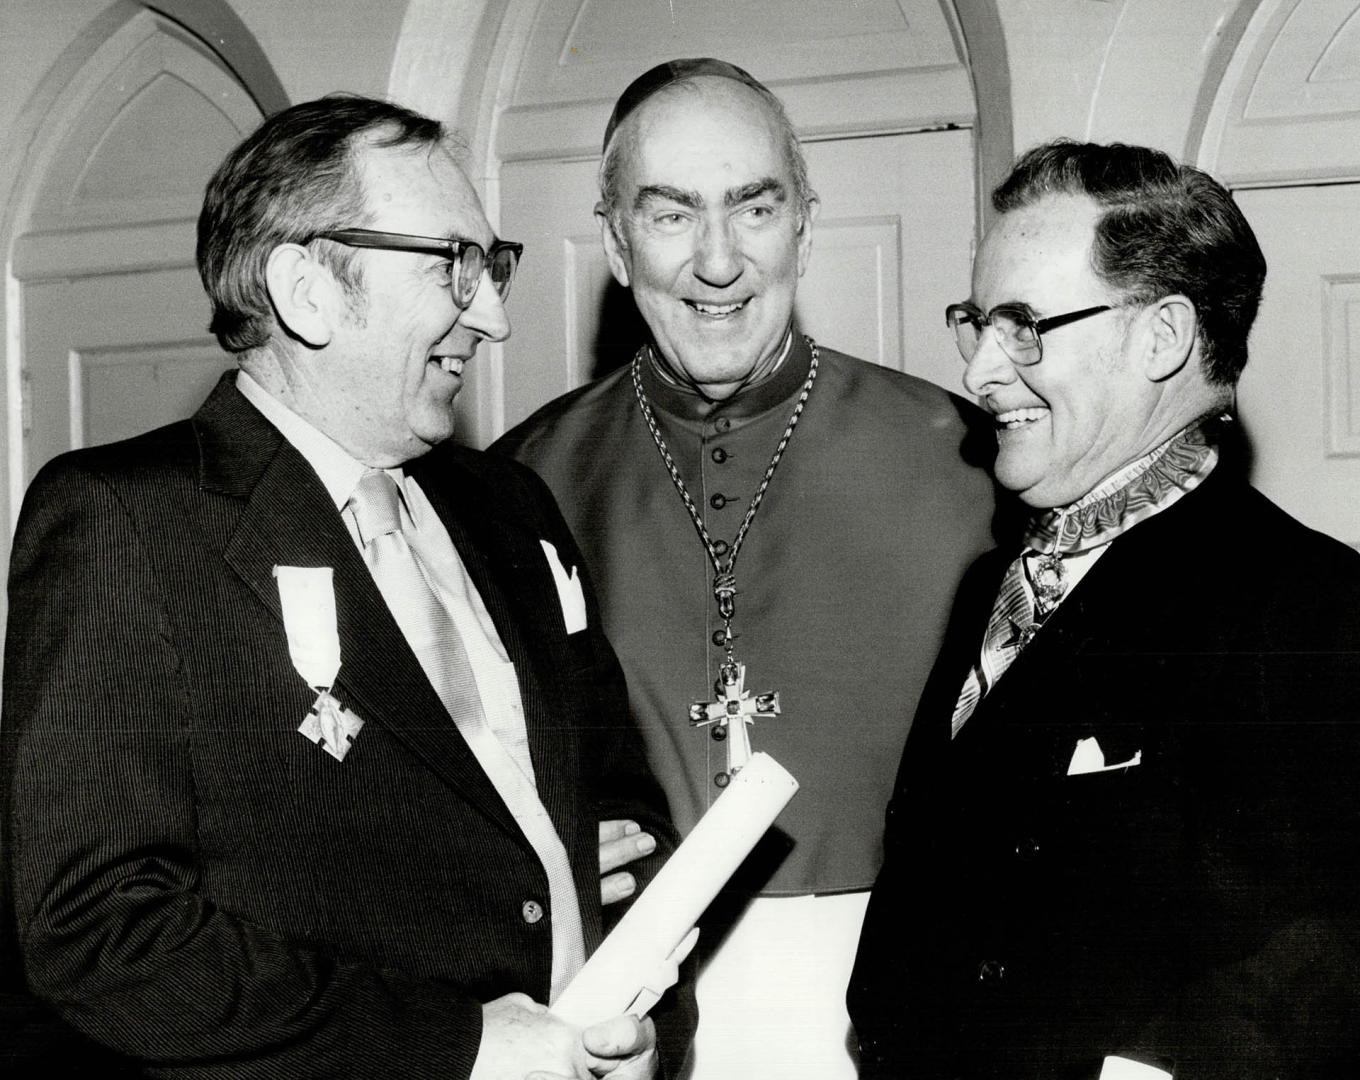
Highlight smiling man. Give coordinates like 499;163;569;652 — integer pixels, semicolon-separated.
493;59;997;1078
1;95;683;1079
850;140;1360;1079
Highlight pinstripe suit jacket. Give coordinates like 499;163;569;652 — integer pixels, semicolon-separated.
0;375;677;1078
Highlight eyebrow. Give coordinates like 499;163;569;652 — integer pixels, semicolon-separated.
633;177;789;213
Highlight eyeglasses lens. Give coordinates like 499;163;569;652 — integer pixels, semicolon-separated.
489;247;518;301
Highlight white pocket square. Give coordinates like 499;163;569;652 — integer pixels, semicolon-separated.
540;539;588;635
1067;736;1141;776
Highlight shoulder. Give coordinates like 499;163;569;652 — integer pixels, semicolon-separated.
420;441;564;527
810;344;997;477
19;420;198;523
490;366;635;462
815;345;975;418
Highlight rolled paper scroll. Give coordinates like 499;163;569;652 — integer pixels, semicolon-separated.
552;751;799;1026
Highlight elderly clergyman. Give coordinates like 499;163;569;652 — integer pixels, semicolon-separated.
1;95;684;1078
493;59;997;1077
849;140;1360;1079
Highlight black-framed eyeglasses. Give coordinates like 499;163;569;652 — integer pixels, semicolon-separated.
313;228;523;308
945;301;1114;365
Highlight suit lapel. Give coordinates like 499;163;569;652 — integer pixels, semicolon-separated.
410;453;579;840
195;378;522;839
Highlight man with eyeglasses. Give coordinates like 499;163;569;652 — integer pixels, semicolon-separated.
493;59;997;1078
1;95;684;1079
850;140;1360;1078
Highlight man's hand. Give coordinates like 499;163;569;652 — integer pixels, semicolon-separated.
598;819;657;905
471;993;589;1080
527;1013;659;1080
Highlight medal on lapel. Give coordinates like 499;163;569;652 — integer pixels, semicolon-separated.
274;565;364;761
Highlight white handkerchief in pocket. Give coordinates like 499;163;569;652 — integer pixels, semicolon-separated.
540;539;588;634
1067;736;1142;776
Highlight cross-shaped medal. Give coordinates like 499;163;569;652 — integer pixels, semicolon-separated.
688;660;780;774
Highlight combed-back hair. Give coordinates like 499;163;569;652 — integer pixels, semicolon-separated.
197;94;445;353
993;140;1265;386
597;77;815;239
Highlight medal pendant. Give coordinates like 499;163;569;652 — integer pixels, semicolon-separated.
689;659;780;775
299;689;364;762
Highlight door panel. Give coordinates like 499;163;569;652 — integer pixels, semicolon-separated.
1234;183;1360;546
496;127;976;432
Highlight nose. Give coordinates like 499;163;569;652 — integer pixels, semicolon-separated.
460;270;511;343
961;325;1018;398
692;217;742;288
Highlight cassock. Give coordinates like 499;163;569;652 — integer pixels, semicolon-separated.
494;332;997;1077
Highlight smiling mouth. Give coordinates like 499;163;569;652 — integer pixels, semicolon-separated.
686;299;750;318
994;407;1048;430
432;356;466;375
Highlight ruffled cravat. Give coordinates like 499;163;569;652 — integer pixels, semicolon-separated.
951;415;1225;737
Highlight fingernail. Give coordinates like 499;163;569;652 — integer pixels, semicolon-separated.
637;834;656;854
623;821;641;835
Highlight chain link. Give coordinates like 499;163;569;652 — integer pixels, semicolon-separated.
631;335;820;589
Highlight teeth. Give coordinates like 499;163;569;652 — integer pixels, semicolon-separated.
690;300;745;316
437;356;463;374
996;407;1047;427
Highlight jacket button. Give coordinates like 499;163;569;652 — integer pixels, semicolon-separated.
977;959;1006;984
521;900;544;924
711;447;728;463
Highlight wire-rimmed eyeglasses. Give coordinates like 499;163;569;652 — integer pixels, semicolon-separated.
314;229;523;308
945;301;1114;365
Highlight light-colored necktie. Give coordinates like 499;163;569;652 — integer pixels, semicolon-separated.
348;470;586;999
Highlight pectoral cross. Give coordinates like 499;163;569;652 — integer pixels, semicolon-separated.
689;660;780;775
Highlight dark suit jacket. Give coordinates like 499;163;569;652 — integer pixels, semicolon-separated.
0;376;678;1078
849;470;1360;1079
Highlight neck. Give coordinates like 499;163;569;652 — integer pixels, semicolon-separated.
651;329;794;402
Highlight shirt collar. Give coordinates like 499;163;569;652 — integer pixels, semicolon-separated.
639;329;810;424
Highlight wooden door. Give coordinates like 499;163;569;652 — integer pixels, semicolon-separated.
1234;184;1360;546
10;9;262;493
496;127;976;431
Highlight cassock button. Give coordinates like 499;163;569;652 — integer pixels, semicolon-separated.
711;725;727;742
713;539;730;556
710;493;727;509
711;447;728;463
521;899;544;924
1014;836;1041;860
977;959;1006;985
712;629;727;646
714;771;730;787
715;417;733;432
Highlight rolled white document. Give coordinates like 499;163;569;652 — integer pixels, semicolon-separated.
552;751;799;1026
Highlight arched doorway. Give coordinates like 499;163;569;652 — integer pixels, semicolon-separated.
393;0;1012;445
1196;0;1360;545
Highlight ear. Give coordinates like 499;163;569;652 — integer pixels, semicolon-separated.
796;192;820;276
596;203;632;288
264;244;338;349
1140;293;1197;383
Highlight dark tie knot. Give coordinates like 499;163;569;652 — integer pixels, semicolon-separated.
349;470;403;545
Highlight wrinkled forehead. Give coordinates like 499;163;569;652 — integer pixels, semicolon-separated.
615;78;793;192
